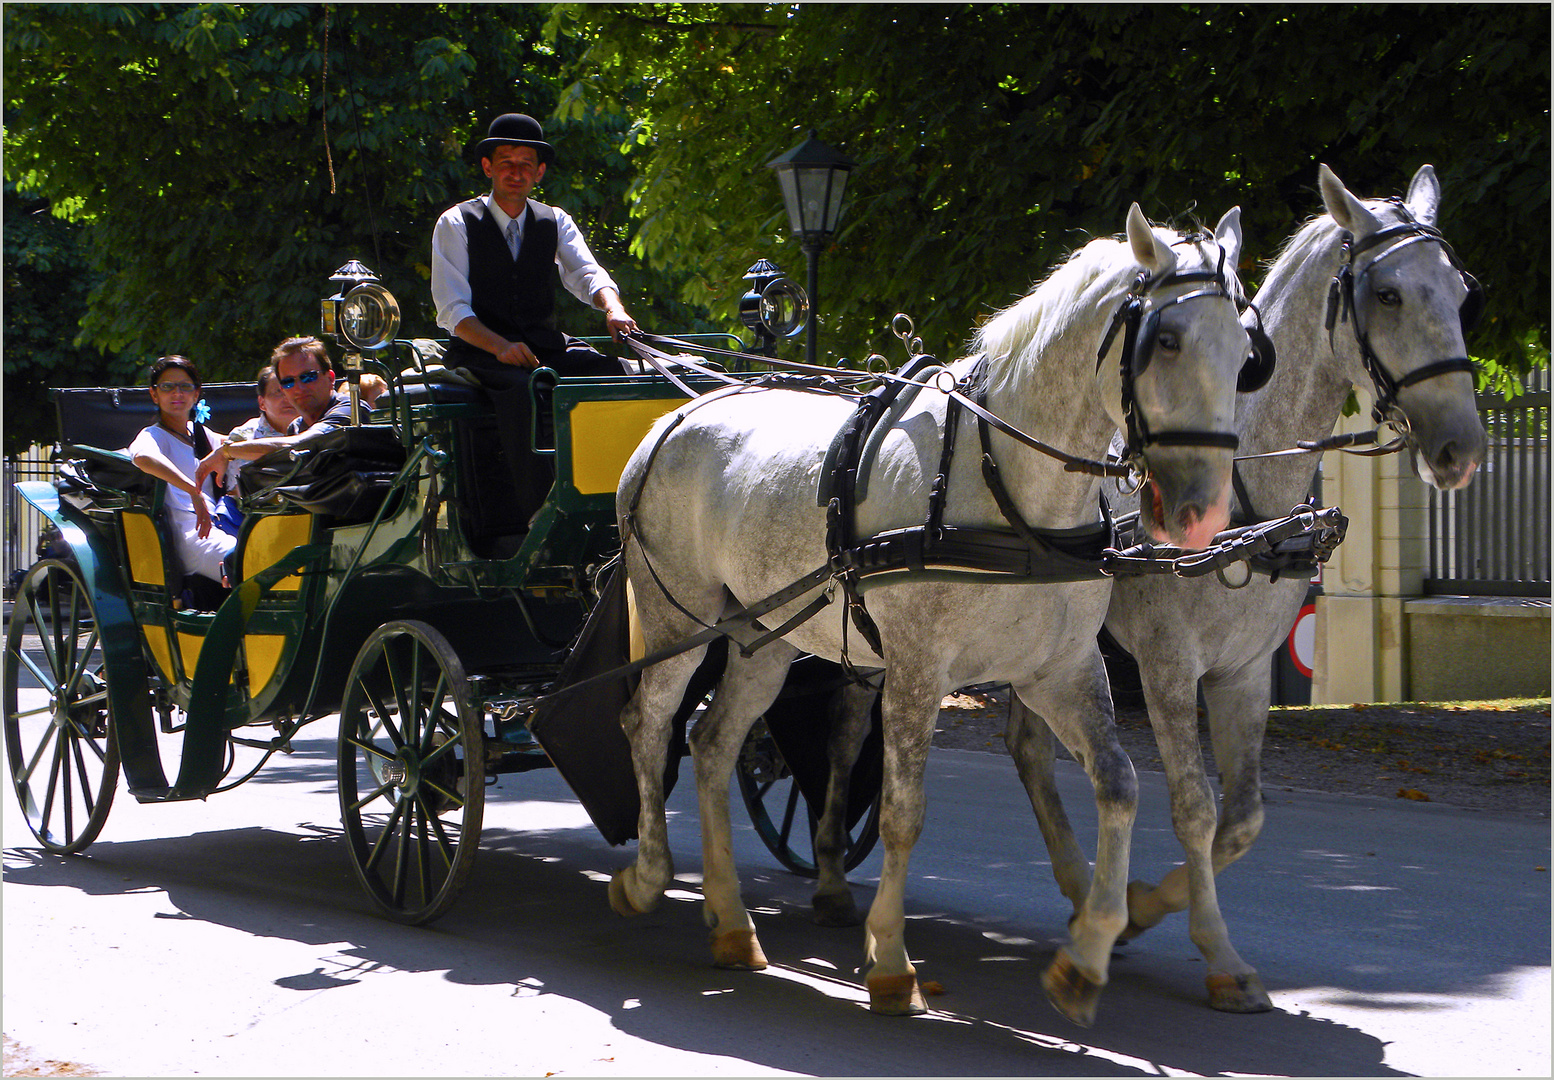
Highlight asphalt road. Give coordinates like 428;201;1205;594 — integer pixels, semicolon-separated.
4;727;1549;1077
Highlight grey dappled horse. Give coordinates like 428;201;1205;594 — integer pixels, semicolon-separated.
1007;164;1488;1013
611;205;1255;1027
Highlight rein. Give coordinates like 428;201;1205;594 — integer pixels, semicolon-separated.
628;330;1135;480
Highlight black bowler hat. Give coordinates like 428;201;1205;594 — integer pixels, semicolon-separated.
475;113;555;165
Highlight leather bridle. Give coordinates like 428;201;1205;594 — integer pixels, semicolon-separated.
1325;199;1483;427
1095;238;1269;472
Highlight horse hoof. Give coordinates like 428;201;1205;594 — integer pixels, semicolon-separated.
812;892;862;927
866;972;927;1016
1207;971;1274;1013
608;870;656;917
1042;950;1103;1027
710;929;768;970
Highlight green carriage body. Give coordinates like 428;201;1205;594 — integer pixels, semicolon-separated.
6;332;882;921
10;342;728;796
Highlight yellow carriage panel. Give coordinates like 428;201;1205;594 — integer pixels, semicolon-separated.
141;624;178;684
241;512;314;589
121;511;167;587
568;398;688;495
244;634;288;696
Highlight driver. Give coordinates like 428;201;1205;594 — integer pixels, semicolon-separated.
429;111;636;519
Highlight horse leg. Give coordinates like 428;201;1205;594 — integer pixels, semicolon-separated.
811;679;875;927
861;670;938;1016
1020;653;1137;1028
689;640;801;970
1197;662;1273;1012
1004;693;1091;916
1121;662;1272;1013
610;645;707;918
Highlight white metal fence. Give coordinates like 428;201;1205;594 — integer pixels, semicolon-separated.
1426;368;1551;597
3;446;58;596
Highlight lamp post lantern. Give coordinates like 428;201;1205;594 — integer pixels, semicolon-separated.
766;131;855;364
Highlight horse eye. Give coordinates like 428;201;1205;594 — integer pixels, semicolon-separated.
1156;331;1180;352
1375;287;1401;306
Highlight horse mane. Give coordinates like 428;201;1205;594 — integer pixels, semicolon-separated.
1264;194;1410;283
976;227;1242;400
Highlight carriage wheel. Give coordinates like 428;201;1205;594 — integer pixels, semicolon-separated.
3;560;121;853
736;719;880;877
338;620;485;925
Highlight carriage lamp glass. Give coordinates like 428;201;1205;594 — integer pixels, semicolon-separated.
320;261;401;351
767;132;856;242
739;259;810;341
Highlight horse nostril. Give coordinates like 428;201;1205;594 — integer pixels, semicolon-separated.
1176;504;1204;532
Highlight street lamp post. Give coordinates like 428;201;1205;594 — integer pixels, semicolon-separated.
766;131;855;365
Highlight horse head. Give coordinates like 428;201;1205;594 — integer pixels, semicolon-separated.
1101;204;1251;549
1319;163;1487;490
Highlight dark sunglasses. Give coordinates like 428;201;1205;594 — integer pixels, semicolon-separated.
277;369;324;390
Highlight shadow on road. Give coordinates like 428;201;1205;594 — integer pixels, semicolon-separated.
6;816;1411;1078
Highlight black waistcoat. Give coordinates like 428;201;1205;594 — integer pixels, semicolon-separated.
459;198;567;353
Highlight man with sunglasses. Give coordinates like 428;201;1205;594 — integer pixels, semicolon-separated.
195;337;369;488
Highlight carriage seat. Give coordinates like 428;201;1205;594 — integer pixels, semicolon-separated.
52;383;266;455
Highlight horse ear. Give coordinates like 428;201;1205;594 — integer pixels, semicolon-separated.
1214;206;1244;274
1405;164;1442;227
1318;163;1379;238
1127;202;1176;278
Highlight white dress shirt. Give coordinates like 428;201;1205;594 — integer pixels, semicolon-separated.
430;194;620;336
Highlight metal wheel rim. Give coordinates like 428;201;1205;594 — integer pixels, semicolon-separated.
338;620;484;925
3;560;120;853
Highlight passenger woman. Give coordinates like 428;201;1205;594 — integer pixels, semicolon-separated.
126;356;238;587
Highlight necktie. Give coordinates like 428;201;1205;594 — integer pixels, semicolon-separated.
506;217;520;259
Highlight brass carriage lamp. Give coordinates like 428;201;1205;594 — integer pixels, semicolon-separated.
766;131;855;364
321;261;401;352
738;258;810;358
321;261;401;424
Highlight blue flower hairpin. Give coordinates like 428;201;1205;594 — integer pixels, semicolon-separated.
193;399;211;424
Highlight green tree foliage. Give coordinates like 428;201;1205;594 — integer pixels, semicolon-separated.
2;2;709;445
3;183;143;453
549;4;1549;374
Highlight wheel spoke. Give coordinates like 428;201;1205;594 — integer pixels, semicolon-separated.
15;646;56;691
357;676;404;753
363;796;409;875
381;645;415;747
38;731;65;842
345;779;398;815
421;800;458;869
420;672;453;757
418;772;465;812
14;718;56;787
777;779;803;850
68;734;101;819
20;589;61;685
415;803;434;904
391;793;415;907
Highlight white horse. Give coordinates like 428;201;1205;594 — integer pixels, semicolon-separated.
611;205;1256;1026
1006;164;1489;1013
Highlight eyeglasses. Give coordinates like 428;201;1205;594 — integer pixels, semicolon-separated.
277;369;324;390
156;381;197;394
